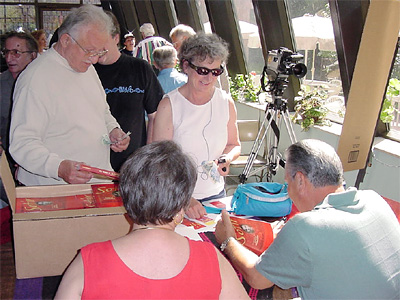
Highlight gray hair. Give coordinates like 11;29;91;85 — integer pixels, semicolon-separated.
178;32;229;68
285;139;344;188
119;140;197;226
140;23;155;37
153;45;177;69
58;5;113;39
169;24;196;39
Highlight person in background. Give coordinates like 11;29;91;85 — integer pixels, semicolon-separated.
215;139;400;299
153;33;241;219
153;45;187;93
0;31;38;204
169;24;196;52
31;29;47;54
95;12;164;172
55;140;250;300
120;31;135;56
1;31;38;150
133;23;171;68
9;4;129;186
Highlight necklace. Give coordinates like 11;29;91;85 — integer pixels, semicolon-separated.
132;226;172;232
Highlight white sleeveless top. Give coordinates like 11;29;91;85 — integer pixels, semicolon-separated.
168;88;230;199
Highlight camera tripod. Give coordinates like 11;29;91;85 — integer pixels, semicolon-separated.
238;74;298;184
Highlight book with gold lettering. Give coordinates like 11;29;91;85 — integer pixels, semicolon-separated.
15;183;124;213
15;194;96;213
91;183;123;208
230;216;274;256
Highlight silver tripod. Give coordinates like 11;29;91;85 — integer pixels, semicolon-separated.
238;74;298;184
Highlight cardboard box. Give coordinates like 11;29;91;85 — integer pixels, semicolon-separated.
0;153;132;279
337;0;400;172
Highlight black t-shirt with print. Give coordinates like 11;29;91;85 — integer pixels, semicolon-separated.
95;53;164;171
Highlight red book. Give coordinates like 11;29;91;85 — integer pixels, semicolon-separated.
79;165;119;180
230;216;274;256
91;183;123;208
15;194;96;213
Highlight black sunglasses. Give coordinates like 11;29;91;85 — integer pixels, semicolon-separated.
188;61;224;77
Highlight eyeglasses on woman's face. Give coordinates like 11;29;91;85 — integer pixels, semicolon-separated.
67;33;108;58
187;61;224;77
1;49;34;58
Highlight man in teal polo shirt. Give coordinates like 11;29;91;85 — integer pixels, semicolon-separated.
215;139;400;299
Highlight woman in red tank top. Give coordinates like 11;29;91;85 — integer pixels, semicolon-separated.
55;140;249;299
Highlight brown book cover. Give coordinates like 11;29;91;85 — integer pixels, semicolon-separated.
15;194;96;213
91;183;123;208
230;216;274;256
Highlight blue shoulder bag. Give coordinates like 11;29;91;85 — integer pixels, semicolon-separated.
231;182;292;217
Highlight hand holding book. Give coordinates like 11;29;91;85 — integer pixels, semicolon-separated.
215;210;283;256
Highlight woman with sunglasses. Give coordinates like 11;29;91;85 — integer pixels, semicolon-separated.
153;33;241;219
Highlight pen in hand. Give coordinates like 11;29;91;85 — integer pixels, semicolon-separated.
110;131;131;144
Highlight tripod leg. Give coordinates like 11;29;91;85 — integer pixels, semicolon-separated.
239;109;277;183
266;110;282;180
283;110;297;144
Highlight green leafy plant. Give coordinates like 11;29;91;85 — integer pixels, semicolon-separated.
229;72;259;102
380;78;400;123
291;85;331;131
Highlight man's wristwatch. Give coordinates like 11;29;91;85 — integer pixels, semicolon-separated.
220;236;235;252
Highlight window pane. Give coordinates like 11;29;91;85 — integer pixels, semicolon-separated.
1;0;34;3
232;0;264;75
196;0;210;27
83;0;101;4
286;0;345;123
0;4;36;34
42;10;71;47
38;0;80;3
385;39;400;135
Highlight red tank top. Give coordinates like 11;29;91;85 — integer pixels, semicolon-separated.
81;239;222;299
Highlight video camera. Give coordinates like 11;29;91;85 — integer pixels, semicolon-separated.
267;47;307;78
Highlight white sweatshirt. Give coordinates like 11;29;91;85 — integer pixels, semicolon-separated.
10;47;119;186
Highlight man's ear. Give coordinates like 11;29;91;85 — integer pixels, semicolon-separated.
294;171;304;186
58;33;70;48
114;34;120;44
295;171;308;195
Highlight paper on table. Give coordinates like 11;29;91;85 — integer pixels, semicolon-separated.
175;225;203;241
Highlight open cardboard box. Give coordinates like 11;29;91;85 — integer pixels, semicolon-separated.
0;153;132;279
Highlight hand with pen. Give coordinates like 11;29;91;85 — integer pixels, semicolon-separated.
109;128;130;152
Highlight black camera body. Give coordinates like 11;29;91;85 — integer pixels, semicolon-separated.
267;47;307;78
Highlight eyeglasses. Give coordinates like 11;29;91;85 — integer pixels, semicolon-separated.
188;61;224;77
67;34;108;58
1;49;34;58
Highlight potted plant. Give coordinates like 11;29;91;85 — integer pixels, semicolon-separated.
229;72;259;103
380;78;399;124
291;85;331;131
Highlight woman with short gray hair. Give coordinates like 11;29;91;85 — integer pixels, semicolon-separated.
153;33;241;219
